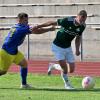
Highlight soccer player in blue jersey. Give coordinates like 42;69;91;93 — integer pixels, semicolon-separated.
0;12;55;88
35;10;87;89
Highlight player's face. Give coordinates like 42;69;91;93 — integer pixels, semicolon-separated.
18;17;28;25
77;15;87;25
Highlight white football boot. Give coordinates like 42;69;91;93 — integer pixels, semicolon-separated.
20;84;33;89
47;63;54;75
65;81;75;90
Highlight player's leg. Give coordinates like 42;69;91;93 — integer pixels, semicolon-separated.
66;46;75;73
63;46;75;89
58;60;74;89
48;62;72;75
68;62;75;73
48;63;62;75
48;43;70;74
19;58;28;86
14;51;32;88
48;43;64;75
50;44;74;89
0;49;12;76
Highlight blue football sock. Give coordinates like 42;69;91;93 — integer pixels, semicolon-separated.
20;67;28;85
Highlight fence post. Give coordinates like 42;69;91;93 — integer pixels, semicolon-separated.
80;35;83;61
27;34;30;60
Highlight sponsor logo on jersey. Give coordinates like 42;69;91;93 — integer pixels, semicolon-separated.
64;29;79;36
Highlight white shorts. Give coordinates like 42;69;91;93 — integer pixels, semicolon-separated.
52;43;75;63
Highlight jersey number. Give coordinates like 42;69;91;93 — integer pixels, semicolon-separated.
10;28;16;37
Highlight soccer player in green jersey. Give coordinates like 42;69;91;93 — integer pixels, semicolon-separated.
36;10;87;89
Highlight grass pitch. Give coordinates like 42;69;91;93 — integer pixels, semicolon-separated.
0;73;100;100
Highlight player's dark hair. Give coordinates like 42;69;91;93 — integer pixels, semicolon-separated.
78;10;87;17
17;12;28;19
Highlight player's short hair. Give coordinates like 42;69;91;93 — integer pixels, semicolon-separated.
17;12;28;19
78;10;87;17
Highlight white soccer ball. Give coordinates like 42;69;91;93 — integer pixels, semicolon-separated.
82;76;95;89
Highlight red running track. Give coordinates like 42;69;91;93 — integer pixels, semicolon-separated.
9;60;100;77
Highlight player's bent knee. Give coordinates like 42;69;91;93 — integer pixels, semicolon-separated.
18;58;28;67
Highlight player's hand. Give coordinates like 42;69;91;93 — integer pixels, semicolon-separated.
75;50;80;56
32;25;39;31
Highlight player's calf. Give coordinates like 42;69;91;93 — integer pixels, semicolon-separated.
68;63;75;73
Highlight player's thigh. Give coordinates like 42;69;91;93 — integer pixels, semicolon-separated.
0;49;13;72
65;47;75;63
14;51;27;68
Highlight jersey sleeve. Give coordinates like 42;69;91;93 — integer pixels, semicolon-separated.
25;25;32;34
19;25;32;35
57;17;68;27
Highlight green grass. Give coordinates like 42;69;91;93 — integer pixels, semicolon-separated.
0;73;100;100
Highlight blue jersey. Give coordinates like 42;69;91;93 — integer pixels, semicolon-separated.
2;23;32;55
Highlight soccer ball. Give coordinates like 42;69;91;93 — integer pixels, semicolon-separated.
82;76;95;89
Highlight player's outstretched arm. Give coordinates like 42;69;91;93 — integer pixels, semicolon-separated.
35;21;57;28
32;25;56;34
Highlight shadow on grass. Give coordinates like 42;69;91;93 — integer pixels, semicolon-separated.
0;87;100;92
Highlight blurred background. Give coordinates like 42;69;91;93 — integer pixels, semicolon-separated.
0;0;100;61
